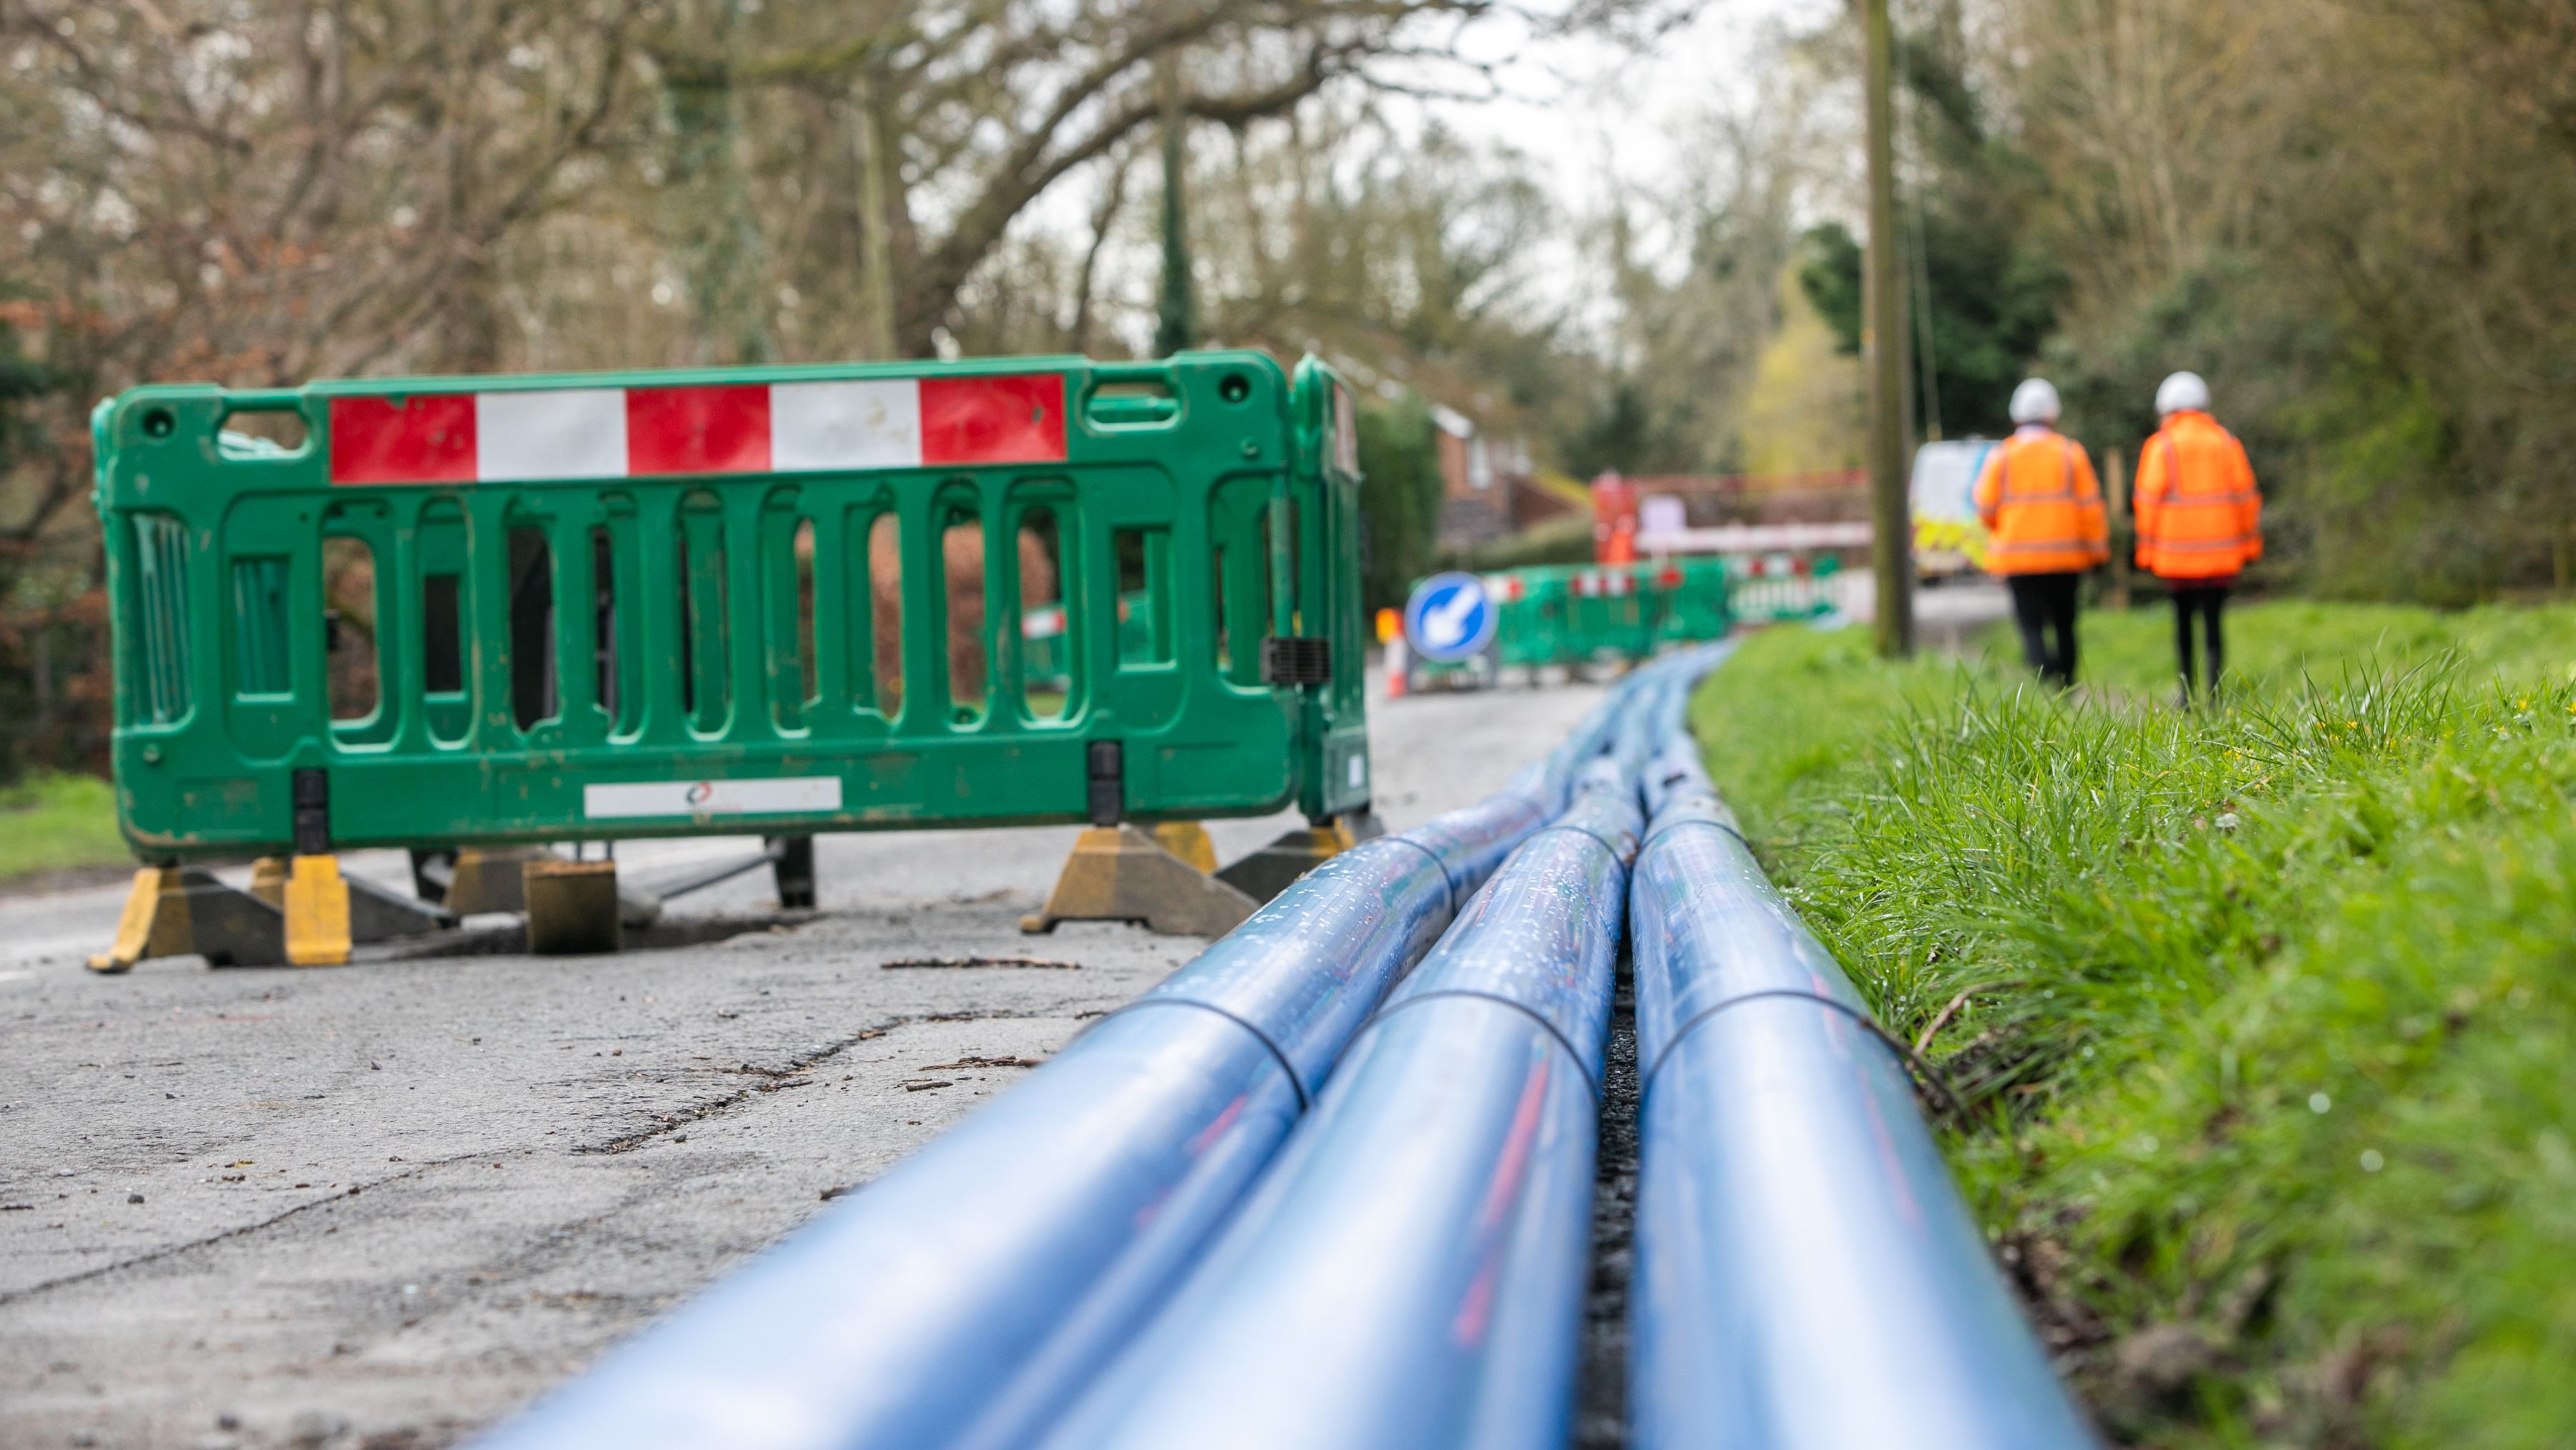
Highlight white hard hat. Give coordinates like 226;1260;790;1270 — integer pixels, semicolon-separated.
2156;371;2211;416
2009;378;2062;426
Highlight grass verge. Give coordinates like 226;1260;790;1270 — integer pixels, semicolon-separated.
1691;601;2576;1449
0;772;132;887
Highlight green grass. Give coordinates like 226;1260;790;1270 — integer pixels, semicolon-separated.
0;772;133;885
1692;601;2576;1449
2062;598;2576;699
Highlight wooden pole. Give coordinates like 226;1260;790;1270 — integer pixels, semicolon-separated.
1153;54;1196;358
1863;0;1915;658
2107;449;2132;610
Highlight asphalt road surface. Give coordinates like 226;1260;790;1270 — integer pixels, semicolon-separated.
0;672;1605;1450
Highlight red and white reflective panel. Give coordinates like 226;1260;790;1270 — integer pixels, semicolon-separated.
328;374;1068;485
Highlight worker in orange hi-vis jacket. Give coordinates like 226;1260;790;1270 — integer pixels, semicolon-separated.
2133;371;2263;705
1974;378;2109;688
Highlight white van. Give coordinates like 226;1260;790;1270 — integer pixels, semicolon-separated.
1909;439;2000;580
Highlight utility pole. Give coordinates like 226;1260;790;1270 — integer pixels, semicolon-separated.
1862;0;1916;658
2107;450;2132;610
1153;54;1196;358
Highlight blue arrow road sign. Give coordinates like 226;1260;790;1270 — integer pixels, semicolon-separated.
1403;573;1497;663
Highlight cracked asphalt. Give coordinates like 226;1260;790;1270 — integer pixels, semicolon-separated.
0;673;1604;1450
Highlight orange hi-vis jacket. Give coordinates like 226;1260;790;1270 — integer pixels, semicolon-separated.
1973;427;2110;575
2134;410;2262;580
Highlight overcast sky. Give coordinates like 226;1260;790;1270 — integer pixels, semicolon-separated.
1072;0;1850;355
1428;0;1842;214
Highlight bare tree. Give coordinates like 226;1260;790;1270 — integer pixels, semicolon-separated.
688;0;1521;355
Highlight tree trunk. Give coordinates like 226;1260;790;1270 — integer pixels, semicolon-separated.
853;70;902;361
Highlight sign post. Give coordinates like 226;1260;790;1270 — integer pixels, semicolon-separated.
1402;573;1498;666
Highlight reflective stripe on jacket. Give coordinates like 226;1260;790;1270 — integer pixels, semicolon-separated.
2134;411;2261;580
1972;429;2109;576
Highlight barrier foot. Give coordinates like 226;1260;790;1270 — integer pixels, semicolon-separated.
616;879;665;928
1208;810;1382;903
87;866;180;973
1150;822;1219;874
348;874;457;942
769;835;816;910
265;855;452;943
1020;826;1259;938
440;846;555;915
90;865;291;972
525;859;623;955
284;855;353;966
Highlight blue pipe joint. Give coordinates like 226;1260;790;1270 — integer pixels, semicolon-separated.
1044;762;1645;1450
1375;766;1643;1086
1042;1001;1604;1450
1627;803;2097;1450
1123;825;1501;1105
1398;787;1553;915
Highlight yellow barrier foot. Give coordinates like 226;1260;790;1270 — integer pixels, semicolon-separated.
88;866;181;973
1150;821;1220;875
1020;826;1259;938
270;852;455;947
284;855;353;966
91;865;291;971
524;859;623;955
249;856;289;908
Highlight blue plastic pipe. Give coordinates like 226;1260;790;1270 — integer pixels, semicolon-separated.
474;724;1629;1450
1042;762;1646;1450
1628;753;2096;1448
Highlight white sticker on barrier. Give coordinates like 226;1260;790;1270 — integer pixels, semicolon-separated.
583;777;843;820
1347;754;1366;790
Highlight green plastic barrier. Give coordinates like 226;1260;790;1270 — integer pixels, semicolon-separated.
1728;555;1843;623
1485;569;1570;671
1559;565;1657;662
97;352;1372;860
1650;559;1735;645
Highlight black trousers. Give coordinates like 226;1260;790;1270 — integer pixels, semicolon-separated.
2006;572;2082;688
2171;583;2230;699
